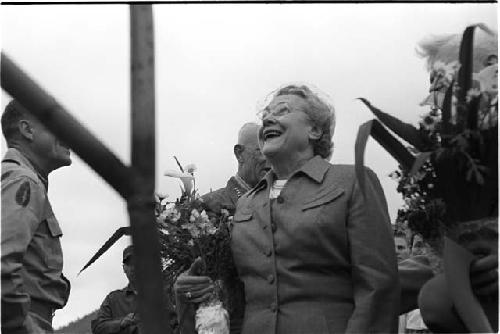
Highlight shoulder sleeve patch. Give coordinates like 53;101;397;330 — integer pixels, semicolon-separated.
15;181;31;207
1;171;13;182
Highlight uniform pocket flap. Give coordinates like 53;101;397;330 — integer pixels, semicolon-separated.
302;188;345;211
233;212;253;223
46;216;63;237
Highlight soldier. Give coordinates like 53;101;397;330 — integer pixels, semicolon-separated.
201;122;269;215
91;246;141;334
1;100;72;333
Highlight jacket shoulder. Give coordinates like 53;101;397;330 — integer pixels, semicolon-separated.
201;187;233;214
104;288;128;301
328;164;380;183
2;161;40;186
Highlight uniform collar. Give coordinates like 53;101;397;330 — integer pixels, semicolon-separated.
2;148;49;189
124;284;137;295
251;155;329;195
227;175;250;201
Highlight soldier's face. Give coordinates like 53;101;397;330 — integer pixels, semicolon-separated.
123;260;136;284
32;120;72;171
395;237;410;262
240;142;269;188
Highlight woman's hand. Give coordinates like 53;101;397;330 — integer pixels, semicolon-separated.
470;253;498;297
174;257;215;304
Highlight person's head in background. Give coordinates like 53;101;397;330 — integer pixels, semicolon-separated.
394;231;410;262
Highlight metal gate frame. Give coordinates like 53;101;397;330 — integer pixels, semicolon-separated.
1;5;171;334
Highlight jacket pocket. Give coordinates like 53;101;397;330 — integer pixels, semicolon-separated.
42;216;63;269
233;211;253;223
302;188;345;211
46;216;63;237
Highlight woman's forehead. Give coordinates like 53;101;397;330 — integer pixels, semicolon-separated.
267;94;307;111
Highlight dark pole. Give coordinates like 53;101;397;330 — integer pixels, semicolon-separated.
0;53;134;199
129;5;171;334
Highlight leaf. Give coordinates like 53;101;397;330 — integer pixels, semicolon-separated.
370;120;415;170
358;98;428;151
475;170;485;185
467;95;480;130
355;121;373;197
466;167;473;182
173;156;184;173
79;226;131;274
458;26;475;103
409;152;432;176
440;81;455;136
355;120;415;196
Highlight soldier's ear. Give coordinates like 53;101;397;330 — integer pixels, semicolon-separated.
234;144;245;163
18;120;35;141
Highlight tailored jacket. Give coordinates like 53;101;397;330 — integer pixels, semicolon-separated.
1;148;70;334
231;156;400;334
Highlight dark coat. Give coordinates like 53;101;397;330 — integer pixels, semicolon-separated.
201;176;248;215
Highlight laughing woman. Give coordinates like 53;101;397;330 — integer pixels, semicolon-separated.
175;84;400;334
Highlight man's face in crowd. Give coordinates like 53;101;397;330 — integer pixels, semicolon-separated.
123;258;136;285
30;119;72;171
395;236;410;262
411;235;426;256
240;141;269;188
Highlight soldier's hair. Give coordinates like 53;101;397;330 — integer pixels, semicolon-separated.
1;100;32;144
264;84;335;159
394;230;408;243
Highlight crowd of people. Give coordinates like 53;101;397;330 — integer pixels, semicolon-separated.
1;26;498;334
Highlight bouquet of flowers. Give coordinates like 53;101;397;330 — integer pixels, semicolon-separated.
355;25;497;332
157;158;234;334
355;24;497;248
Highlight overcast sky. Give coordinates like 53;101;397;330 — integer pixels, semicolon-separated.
1;2;497;328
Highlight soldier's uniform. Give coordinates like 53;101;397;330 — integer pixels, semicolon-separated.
1;148;70;334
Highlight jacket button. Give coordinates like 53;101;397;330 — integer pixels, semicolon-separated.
265;248;272;257
277;196;284;204
267;274;275;284
271;222;277;232
270;302;278;312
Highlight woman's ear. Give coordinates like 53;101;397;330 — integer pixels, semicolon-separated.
308;125;322;141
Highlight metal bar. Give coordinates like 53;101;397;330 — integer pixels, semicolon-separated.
0;53;135;199
129;5;171;334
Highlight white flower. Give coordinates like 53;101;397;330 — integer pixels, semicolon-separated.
166;207;181;222
475;64;498;94
206;225;217;235
164;169;194;195
200;210;209;223
419;111;441;132
184;164;197;175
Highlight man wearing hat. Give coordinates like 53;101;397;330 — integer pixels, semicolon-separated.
91;246;141;334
